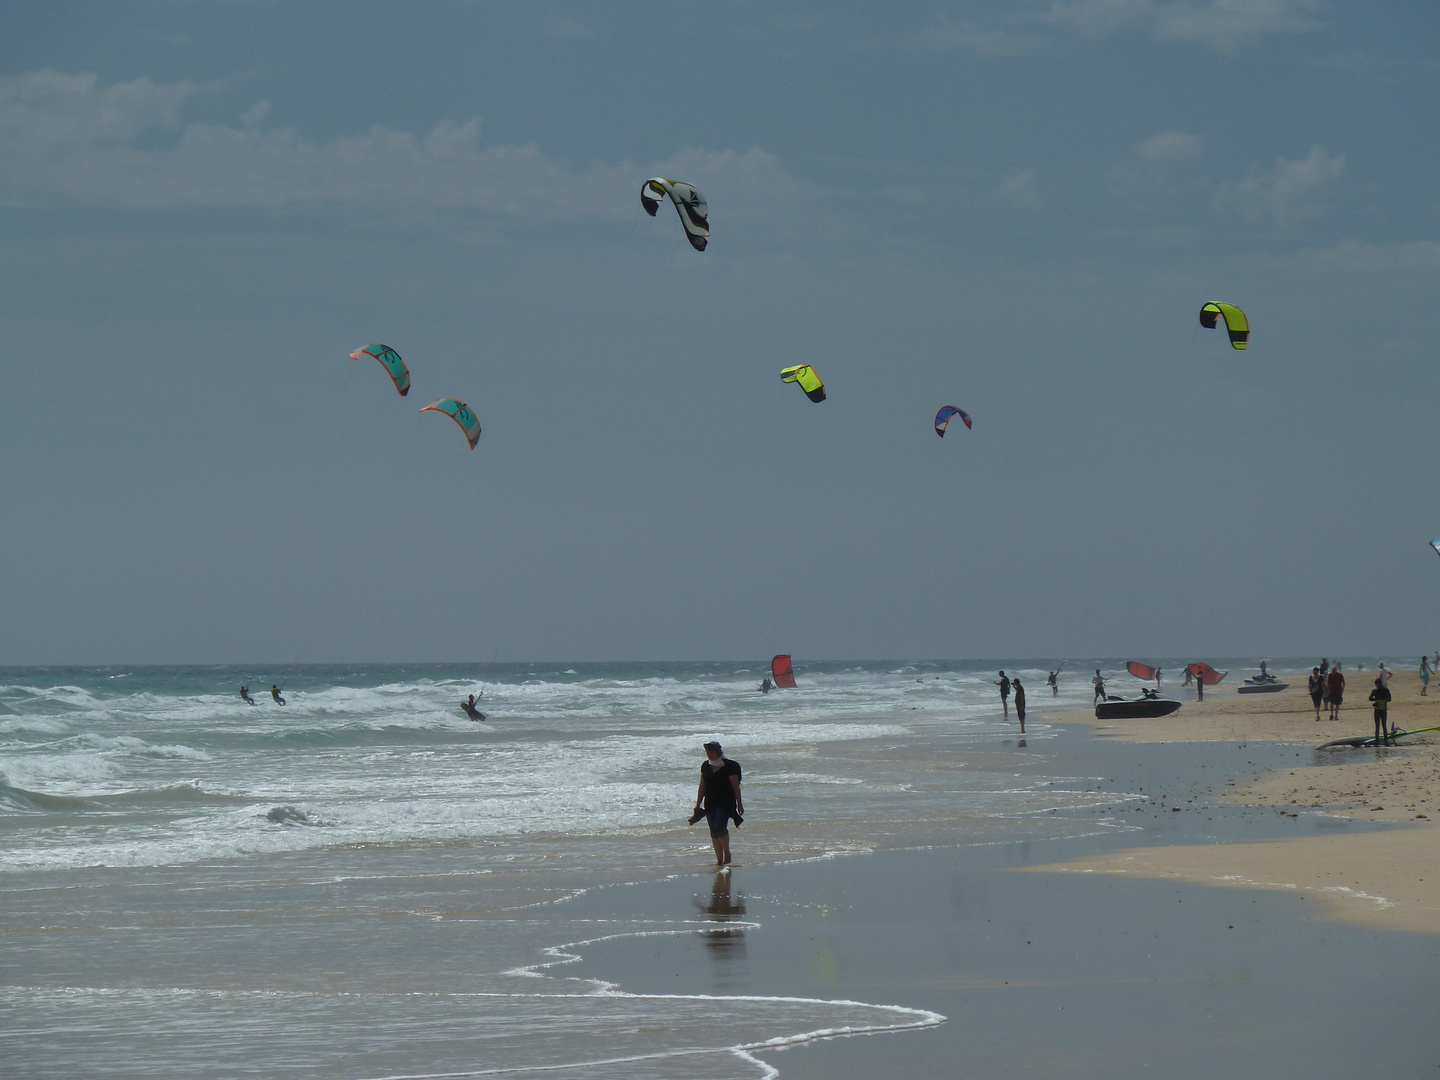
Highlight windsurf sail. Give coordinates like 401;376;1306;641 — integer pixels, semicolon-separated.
1199;301;1249;349
934;405;972;437
1126;661;1158;681
771;654;797;689
1185;662;1227;685
351;343;410;396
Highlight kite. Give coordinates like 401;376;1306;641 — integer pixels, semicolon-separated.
420;398;481;449
780;364;826;403
934;406;972;437
1199;302;1249;350
351;344;410;396
1185;662;1227;685
1126;662;1158;681
640;178;709;251
771;654;797;689
1431;538;1440;558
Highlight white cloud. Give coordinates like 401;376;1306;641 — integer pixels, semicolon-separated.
1217;144;1345;225
996;168;1043;209
918;0;1323;55
1135;130;1203;167
1295;240;1440;274
0;71;798;228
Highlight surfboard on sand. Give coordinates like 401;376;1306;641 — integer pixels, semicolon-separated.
1318;724;1440;749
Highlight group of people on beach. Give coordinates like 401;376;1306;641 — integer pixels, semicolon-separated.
994;671;1027;733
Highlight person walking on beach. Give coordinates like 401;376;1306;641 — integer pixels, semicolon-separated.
1047;670;1058;696
270;685;286;705
1308;667;1324;720
1092;669;1108;703
689;741;743;866
1369;677;1392;745
995;671;1011;718
1325;665;1345;720
1013;678;1026;734
1422;655;1431;697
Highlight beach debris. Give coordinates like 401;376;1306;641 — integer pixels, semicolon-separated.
780;364;826;403
420;398;482;449
640;177;709;251
934;405;973;437
1199;301;1249;349
350;343;410;396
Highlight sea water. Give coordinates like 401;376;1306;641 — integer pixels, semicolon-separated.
0;659;1293;1079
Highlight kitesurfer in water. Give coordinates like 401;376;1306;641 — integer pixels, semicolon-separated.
462;692;485;720
759;678;772;693
271;685;286;705
1013;678;1026;734
240;685;256;705
1047;671;1057;696
995;671;1011;718
689;741;743;866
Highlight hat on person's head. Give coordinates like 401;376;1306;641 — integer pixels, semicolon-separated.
703;741;723;754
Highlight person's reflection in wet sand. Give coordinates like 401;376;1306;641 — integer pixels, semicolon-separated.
694;870;746;960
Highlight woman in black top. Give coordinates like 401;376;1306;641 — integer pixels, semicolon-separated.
690;741;743;866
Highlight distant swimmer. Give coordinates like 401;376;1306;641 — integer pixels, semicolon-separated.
759;677;773;693
462;693;486;721
240;685;257;706
271;685;286;705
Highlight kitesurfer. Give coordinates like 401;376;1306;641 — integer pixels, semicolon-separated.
759;678;772;693
1047;671;1058;697
995;671;1011;718
240;685;256;706
1325;665;1345;720
1013;678;1026;734
1195;670;1204;702
1369;678;1392;744
689;741;743;867
1092;670;1108;703
462;693;485;721
1182;667;1193;688
271;685;286;705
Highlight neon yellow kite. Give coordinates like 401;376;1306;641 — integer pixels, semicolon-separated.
1199;302;1249;350
780;364;826;403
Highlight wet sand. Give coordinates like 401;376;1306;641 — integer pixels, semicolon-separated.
1035;668;1440;934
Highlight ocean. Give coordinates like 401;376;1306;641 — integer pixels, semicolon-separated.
0;658;1317;1078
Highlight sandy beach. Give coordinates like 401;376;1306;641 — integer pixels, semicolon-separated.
1035;667;1440;935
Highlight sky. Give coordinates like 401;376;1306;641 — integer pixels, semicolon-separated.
2;1;1438;664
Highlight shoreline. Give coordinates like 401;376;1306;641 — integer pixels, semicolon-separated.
1030;668;1440;934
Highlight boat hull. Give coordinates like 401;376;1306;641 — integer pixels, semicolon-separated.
1237;682;1287;694
1095;699;1182;720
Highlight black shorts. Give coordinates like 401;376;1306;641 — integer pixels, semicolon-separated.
705;807;731;837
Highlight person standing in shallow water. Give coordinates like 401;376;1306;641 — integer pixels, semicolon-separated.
690;741;743;866
995;671;1011;718
1047;671;1057;697
1369;677;1392;745
1012;678;1026;734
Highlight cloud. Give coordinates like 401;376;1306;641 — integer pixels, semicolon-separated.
913;0;1322;55
0;71;797;228
1135;130;1203;167
996;168;1043;209
1217;144;1345;225
1294;239;1440;274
